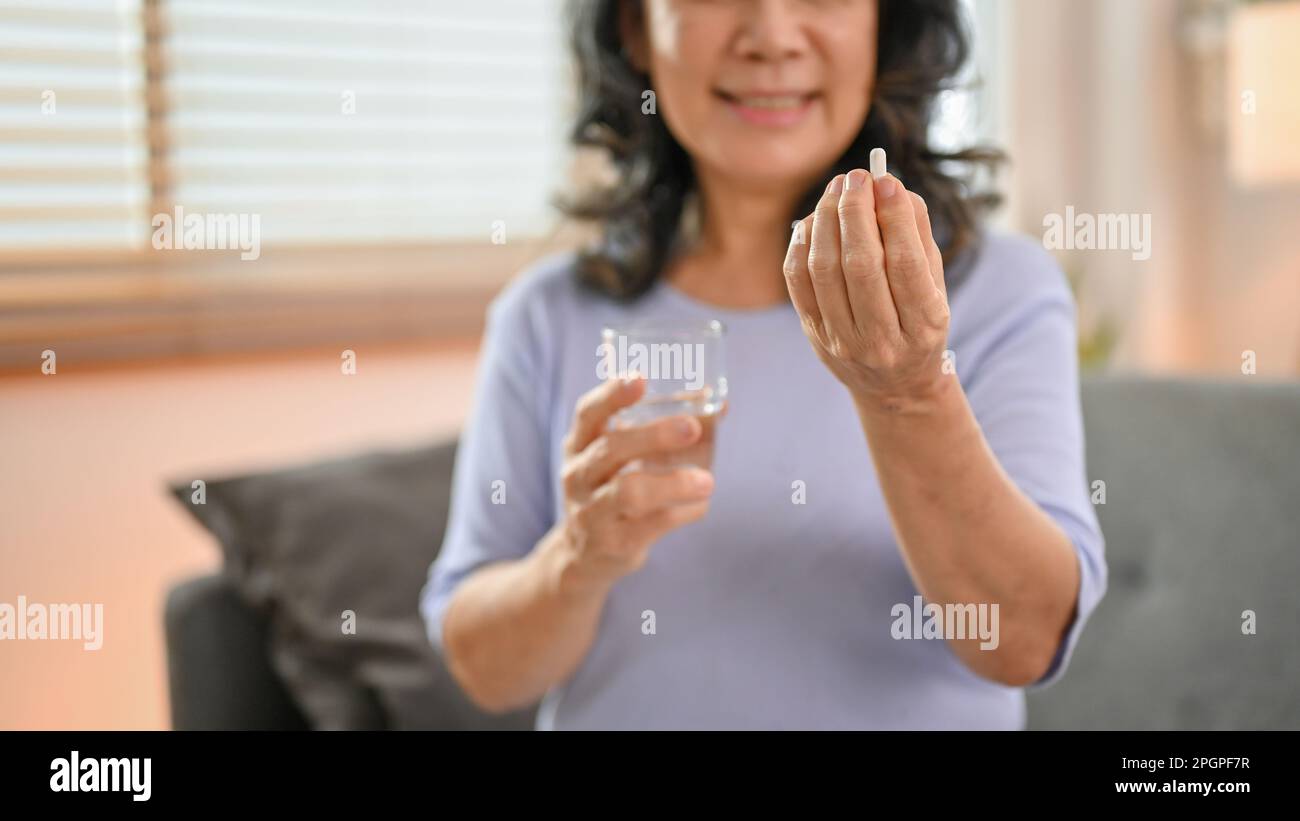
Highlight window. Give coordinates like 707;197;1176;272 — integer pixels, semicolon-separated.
0;0;150;251
163;0;569;246
929;0;1011;230
0;0;576;366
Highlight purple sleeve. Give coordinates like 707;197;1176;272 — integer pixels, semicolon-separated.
419;279;558;653
957;240;1108;688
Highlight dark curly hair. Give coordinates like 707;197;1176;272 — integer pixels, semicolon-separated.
561;0;1003;301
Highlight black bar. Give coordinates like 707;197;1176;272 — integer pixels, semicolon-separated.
1;730;1283;807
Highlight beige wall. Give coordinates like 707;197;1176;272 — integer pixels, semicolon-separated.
0;343;480;729
1005;0;1299;377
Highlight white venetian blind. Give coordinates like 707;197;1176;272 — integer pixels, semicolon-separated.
163;0;571;246
0;0;150;250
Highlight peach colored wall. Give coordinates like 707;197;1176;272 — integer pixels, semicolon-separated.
1005;0;1299;377
0;342;480;729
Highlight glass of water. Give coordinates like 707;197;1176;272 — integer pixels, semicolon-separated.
599;319;727;471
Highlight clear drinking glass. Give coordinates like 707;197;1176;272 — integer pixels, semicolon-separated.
599;319;728;471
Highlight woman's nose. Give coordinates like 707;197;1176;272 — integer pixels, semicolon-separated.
734;0;810;62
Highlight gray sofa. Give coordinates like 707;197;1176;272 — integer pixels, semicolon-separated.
165;375;1300;730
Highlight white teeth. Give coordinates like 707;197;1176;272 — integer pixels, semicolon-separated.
735;95;804;109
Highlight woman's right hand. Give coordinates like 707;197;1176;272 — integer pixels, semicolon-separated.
557;376;716;590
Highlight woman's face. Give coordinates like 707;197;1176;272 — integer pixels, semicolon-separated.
628;0;878;192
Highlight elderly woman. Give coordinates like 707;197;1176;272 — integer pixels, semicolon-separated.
421;0;1106;729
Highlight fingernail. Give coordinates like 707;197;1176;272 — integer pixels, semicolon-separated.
691;470;714;491
845;169;868;191
676;417;698;439
826;174;844;195
876;174;899;199
869;147;887;180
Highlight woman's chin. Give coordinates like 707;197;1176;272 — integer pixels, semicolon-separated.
704;154;832;194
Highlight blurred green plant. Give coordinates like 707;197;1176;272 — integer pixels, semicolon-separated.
1065;268;1119;371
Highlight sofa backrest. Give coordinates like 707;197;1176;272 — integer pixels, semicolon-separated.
1026;376;1300;729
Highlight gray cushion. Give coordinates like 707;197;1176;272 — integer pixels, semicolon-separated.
1027;376;1300;729
165;573;312;730
170;443;534;730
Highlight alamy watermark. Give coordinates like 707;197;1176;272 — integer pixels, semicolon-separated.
50;751;150;801
891;595;999;651
151;205;261;261
0;595;103;650
596;334;705;390
1042;206;1152;261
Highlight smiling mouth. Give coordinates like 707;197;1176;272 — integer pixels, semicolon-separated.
714;89;819;127
714;90;819;109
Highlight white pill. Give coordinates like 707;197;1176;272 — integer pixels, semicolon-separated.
869;147;887;180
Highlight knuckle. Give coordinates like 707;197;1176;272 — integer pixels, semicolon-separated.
924;299;951;330
815;197;839;218
879;206;913;232
883;327;907;352
587;434;614;465
871;344;901;371
838;196;874;220
560;463;582;496
571;504;595;533
825;333;855;361
888;245;924;272
782;253;804;281
841;243;883;279
612;475;643;512
800;316;823;341
859;329;890;358
806;249;839;278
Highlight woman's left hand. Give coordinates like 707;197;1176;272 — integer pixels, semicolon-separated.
784;166;952;413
